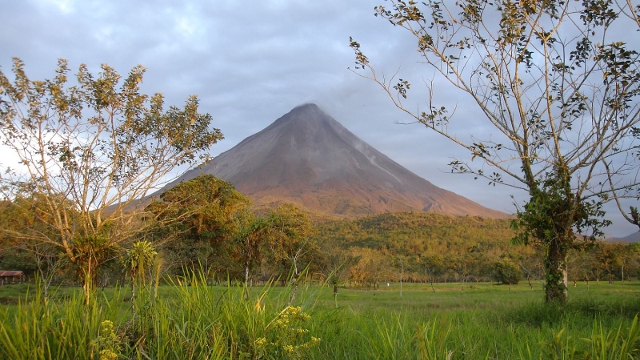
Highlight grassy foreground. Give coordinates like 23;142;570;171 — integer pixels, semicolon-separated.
1;278;640;359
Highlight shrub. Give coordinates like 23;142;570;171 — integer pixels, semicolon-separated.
491;260;523;285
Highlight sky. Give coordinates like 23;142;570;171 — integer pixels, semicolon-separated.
1;0;638;237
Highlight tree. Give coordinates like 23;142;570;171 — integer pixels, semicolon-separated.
349;247;391;288
351;0;640;303
321;249;359;298
448;253;478;291
491;259;523;285
421;253;445;292
567;247;599;288
263;204;315;305
0;190;79;301
594;241;637;284
234;210;270;286
146;175;250;276
0;58;223;304
122;240;157;314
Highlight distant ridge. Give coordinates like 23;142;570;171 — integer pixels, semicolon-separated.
168;103;508;219
606;231;640;243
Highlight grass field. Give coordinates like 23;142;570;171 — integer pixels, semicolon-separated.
1;278;639;359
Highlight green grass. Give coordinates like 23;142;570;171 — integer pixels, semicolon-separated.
1;279;639;359
306;282;640;359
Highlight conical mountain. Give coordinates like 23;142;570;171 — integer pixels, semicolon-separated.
172;103;507;218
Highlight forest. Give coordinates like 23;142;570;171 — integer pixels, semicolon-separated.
314;212;640;287
2;178;638;292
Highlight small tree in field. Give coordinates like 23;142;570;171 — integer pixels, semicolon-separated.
0;58;223;304
263;204;315;305
491;259;523;285
122;240;157;310
351;1;640;303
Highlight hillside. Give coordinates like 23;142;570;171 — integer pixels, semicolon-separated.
168;104;508;219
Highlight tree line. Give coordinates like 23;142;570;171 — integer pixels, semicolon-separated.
3;182;639;294
312;212;640;289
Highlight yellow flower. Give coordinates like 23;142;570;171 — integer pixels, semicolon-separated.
283;344;295;354
255;337;267;347
99;349;118;360
100;320;115;333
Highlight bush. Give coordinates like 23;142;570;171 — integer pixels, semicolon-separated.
492;260;523;285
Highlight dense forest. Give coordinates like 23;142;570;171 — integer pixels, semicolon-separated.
313;212;640;287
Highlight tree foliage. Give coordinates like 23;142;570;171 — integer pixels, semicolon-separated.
313;212;528;285
122;240;157;308
351;0;640;302
234;203;317;287
146;175;250;275
0;58;223;303
491;259;523;285
313;211;639;288
146;178;317;288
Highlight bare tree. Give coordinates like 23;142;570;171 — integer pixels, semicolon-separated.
351;0;640;302
0;58;223;304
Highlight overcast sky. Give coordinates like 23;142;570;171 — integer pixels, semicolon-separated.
2;0;638;237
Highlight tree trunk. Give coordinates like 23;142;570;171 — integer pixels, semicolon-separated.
288;274;299;306
288;262;300;306
244;263;250;285
81;257;98;306
130;271;136;315
243;262;250;300
545;239;568;303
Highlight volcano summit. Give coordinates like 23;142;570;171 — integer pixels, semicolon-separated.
171;103;507;219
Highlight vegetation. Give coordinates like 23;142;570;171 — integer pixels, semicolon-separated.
3;205;639;296
1;277;640;359
312;212;639;290
146;175;251;276
350;0;640;303
144;175;317;290
0;58;223;304
121;240;157;311
4;173;636;358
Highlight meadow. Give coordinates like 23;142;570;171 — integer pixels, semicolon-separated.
1;277;640;359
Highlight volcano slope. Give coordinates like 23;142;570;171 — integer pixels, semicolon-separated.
169;103;507;219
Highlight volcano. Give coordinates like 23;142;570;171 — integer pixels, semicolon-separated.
170;103;507;218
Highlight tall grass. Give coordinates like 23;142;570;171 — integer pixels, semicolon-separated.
1;278;639;359
0;286;125;359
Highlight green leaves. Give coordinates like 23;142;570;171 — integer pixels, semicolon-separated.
0;58;223;303
393;79;411;99
491;259;523;284
581;0;619;26
122;240;157;283
149;175;250;243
